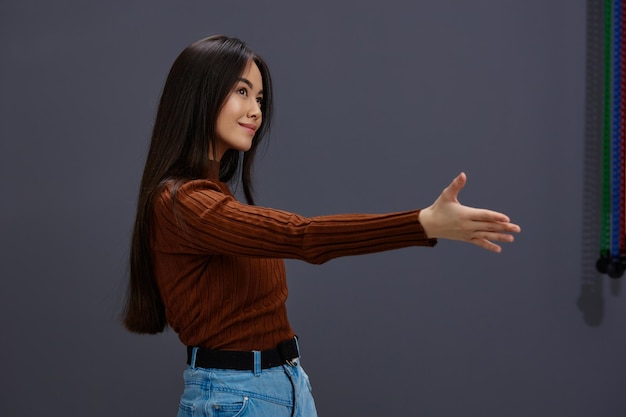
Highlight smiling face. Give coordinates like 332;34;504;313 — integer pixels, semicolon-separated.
213;61;264;160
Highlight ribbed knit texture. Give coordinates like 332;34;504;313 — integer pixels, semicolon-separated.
152;162;437;350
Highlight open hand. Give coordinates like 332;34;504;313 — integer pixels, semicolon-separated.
418;173;521;253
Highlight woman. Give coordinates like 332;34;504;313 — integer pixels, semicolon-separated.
123;35;520;417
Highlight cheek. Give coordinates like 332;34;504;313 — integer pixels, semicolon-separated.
218;96;241;121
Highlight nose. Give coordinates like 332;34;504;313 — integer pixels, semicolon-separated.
248;100;262;119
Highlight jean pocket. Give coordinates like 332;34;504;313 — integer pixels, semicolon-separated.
178;400;194;417
211;394;249;417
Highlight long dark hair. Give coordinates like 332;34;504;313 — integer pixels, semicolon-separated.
122;35;273;334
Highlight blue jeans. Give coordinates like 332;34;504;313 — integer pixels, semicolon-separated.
177;353;317;417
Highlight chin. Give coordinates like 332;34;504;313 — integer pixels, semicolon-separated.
237;142;254;152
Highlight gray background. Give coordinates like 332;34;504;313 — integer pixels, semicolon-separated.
1;1;624;416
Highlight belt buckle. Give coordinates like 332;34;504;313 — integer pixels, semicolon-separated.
279;337;300;367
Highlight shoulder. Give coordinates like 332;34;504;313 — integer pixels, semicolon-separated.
155;179;232;210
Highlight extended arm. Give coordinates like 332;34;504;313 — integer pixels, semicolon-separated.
153;180;436;264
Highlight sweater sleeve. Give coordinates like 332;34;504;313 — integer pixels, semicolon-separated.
152;179;437;264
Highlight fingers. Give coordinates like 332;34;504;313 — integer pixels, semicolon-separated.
462;219;519;253
463;206;511;223
459;206;520;233
469;220;521;234
470;230;517;253
475;231;516;243
478;210;510;223
471;238;503;253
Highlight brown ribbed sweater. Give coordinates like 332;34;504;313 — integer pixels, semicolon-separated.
151;163;437;351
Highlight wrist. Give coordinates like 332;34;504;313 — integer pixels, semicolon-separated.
418;207;435;239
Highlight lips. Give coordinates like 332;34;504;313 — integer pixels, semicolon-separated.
239;123;257;134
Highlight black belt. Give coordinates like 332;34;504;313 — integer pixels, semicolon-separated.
187;338;300;371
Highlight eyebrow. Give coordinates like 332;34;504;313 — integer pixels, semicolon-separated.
237;77;264;95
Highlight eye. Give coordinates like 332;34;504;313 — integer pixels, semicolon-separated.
256;97;264;107
237;87;248;96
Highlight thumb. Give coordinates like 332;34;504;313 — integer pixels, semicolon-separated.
443;172;466;201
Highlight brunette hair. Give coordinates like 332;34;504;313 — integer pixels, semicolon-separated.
122;35;273;333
